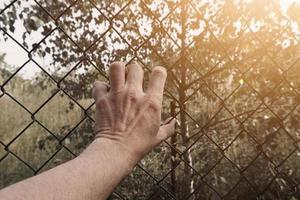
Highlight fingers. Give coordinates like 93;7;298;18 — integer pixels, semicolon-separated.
92;81;109;102
146;66;167;102
109;62;125;92
156;118;176;141
126;62;144;92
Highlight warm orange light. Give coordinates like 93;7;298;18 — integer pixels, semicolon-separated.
280;0;300;11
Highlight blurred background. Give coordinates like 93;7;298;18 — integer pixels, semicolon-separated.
0;0;300;199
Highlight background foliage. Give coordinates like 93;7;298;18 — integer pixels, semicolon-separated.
1;0;300;199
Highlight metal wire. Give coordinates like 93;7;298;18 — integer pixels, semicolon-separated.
0;0;300;199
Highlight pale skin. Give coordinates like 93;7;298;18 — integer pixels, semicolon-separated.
0;61;176;200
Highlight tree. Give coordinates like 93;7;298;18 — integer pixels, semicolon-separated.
1;0;300;199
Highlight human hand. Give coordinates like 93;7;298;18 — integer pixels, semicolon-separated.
92;62;176;163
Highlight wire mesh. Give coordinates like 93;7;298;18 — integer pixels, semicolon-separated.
0;0;300;199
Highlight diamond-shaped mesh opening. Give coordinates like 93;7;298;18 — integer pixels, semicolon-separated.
137;40;180;71
1;0;300;199
262;32;300;72
0;95;31;144
243;55;284;97
190;135;223;177
181;82;205;106
185;84;222;130
243;153;276;193
31;29;83;81
228;33;266;74
243;105;282;144
161;2;207;47
205;3;249;45
35;91;83;139
9;122;60;170
0;0;56;50
171;112;208;153
137;26;181;68
246;6;288;41
224;131;259;170
186;31;227;76
139;144;180;181
112;1;157;48
204;108;242;149
86;29;135;70
60;59;106;109
204;157;241;197
4;60;57;112
58;0;110;50
263;128;296;166
204;67;242;100
248;21;293;69
264;82;300;120
162;3;207;46
225;81;262;122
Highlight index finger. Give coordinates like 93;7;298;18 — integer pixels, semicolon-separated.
145;66;167;102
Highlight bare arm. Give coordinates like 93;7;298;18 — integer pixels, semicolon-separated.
0;61;175;200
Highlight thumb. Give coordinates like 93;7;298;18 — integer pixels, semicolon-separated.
156;118;176;142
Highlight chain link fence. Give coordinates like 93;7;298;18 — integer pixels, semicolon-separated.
0;0;300;199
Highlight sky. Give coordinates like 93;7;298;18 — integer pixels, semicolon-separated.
0;0;299;79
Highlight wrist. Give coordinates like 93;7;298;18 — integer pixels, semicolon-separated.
81;138;139;172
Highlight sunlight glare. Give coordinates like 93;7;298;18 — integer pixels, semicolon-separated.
280;0;300;12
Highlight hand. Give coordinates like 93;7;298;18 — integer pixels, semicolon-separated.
92;62;176;163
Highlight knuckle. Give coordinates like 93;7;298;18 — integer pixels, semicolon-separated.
127;89;139;102
152;67;167;77
95;97;107;108
144;95;160;111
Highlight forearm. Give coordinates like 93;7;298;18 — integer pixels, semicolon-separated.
0;62;174;200
0;139;137;200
